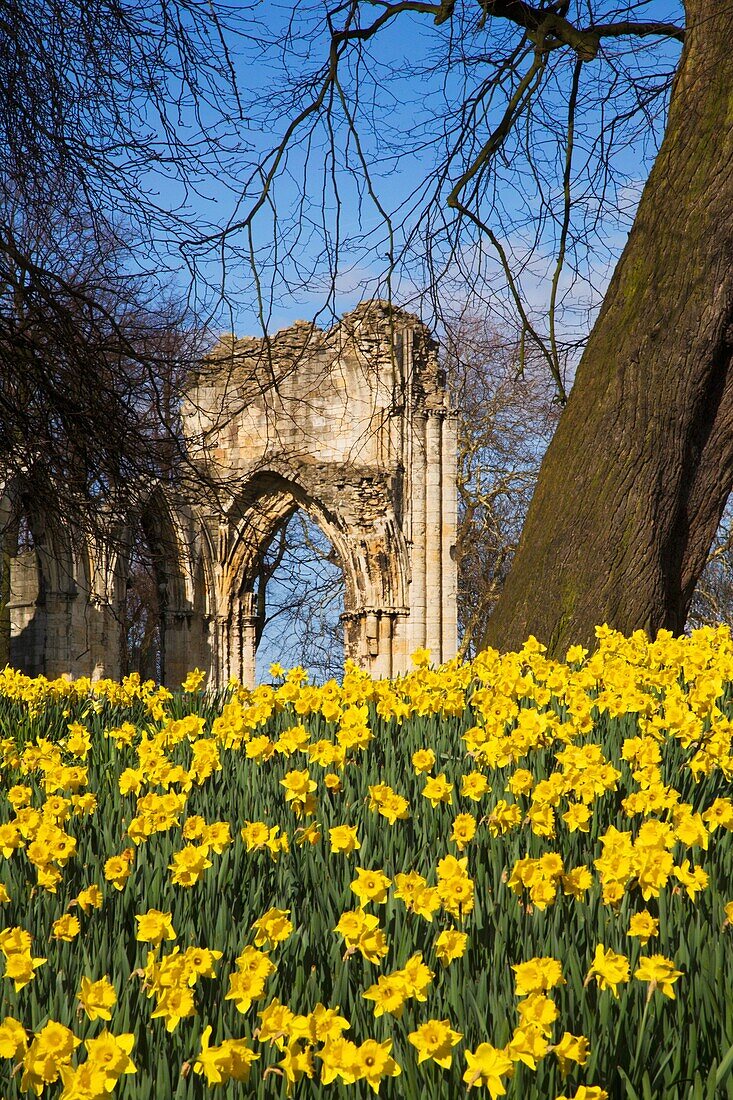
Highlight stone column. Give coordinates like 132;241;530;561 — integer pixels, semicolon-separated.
376;612;393;679
408;414;427;656
441;412;459;661
341;611;361;667
44;592;75;678
391;611;410;674
215;523;230;690
82;543;119;680
162;612;193;689
229;599;242;684
87;599;120;681
216;616;229;689
205;616;218;687
424;412;443;661
341;610;394;680
241;592;258;688
7;547;42;675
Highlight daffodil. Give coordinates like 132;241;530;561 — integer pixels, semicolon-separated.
634;954;684;998
408;1019;462;1068
463;1043;514;1094
78;976;116;1021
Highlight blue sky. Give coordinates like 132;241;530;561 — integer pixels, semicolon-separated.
166;0;681;364
133;0;684;362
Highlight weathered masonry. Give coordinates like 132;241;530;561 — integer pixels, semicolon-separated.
0;302;458;686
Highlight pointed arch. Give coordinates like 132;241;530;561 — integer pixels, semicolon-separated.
213;466;411;684
0;479;79;676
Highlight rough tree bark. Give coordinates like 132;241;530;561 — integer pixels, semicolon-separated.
484;0;733;657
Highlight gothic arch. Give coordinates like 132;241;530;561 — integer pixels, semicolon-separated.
223;471;360;602
0;482;81;676
214;468;412;683
79;483;214;686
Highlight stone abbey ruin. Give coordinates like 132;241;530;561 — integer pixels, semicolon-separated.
1;302;458;687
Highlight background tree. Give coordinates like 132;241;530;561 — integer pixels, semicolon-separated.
449;314;733;653
0;0;243;535
687;503;733;634
446;317;558;656
485;1;733;653
0;210;199;527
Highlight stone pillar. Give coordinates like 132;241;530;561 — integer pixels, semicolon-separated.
229;599;242;684
216;616;229;689
82;542;120;680
162;612;193;689
441;412;459;661
44;592;75;678
365;612;379;661
215;523;230;690
241;592;258;688
205;616;218;687
341;609;394;680
408;414;427;656
424;412;443;661
88;599;121;681
341;611;360;667
376;612;393;679
391;611;410;674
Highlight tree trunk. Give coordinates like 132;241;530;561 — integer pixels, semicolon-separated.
483;0;733;657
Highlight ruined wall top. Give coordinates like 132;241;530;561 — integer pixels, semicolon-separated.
182;301;447;478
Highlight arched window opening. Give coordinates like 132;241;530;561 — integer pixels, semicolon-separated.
16;514;36;553
119;526;163;682
1;505;44;673
254;510;345;682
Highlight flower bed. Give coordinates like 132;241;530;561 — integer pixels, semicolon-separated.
1;626;733;1098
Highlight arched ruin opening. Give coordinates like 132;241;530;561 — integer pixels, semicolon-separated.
1;509;43;673
111;487;214;688
117;520;164;682
0;490;80;677
219;472;355;685
191;304;458;687
254;509;345;682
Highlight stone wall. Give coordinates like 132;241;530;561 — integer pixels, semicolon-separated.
1;302;458;686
